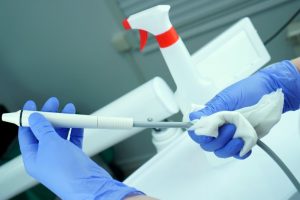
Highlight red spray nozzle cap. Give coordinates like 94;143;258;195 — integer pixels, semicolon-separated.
121;5;177;51
122;19;131;30
138;30;148;51
123;18;148;51
122;13;179;51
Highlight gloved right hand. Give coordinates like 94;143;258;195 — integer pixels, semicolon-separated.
189;60;300;159
18;97;143;200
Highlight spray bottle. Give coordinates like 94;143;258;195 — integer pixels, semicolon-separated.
123;5;215;114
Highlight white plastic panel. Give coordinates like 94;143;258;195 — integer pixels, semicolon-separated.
192;17;270;94
125;111;300;200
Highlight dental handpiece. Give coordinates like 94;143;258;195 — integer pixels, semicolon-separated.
1;110;192;129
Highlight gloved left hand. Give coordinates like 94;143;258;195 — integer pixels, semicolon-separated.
18;97;142;200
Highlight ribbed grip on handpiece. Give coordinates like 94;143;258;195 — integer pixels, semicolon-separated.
97;117;134;129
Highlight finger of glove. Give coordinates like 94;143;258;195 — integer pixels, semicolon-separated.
41;97;69;138
202;124;236;152
29;113;58;141
18;100;38;152
190;124;236;152
70;128;84;149
234;150;252;160
41;97;59;113
56;103;76;139
188;130;214;144
40;97;59;134
189;107;214;121
214;138;244;158
188;106;219;146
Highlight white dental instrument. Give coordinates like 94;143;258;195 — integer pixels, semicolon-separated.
1;110;192;129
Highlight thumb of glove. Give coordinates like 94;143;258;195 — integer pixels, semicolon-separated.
189;95;229;121
188;95;232;145
29;113;58;141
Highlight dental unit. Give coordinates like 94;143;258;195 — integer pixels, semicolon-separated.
122;4;300;199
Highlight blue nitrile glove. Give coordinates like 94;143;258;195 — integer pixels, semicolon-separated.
18;97;143;200
189;60;300;159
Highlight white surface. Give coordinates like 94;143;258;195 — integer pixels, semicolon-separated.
152;128;183;153
192;17;271;95
125;111;300;200
0;77;179;200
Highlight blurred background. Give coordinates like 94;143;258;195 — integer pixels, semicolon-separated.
0;0;299;199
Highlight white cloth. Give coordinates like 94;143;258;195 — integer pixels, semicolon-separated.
189;89;284;156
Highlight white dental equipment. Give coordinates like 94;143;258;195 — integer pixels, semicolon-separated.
122;4;300;200
1;110;192;129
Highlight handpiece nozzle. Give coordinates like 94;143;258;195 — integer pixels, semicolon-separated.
1;111;20;126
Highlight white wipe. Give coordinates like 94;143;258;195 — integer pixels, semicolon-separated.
190;89;284;157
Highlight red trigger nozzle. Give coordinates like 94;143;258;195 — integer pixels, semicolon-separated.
139;30;148;51
122;19;131;30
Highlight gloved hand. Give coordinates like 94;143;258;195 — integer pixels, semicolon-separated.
189;60;300;159
18;97;142;200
